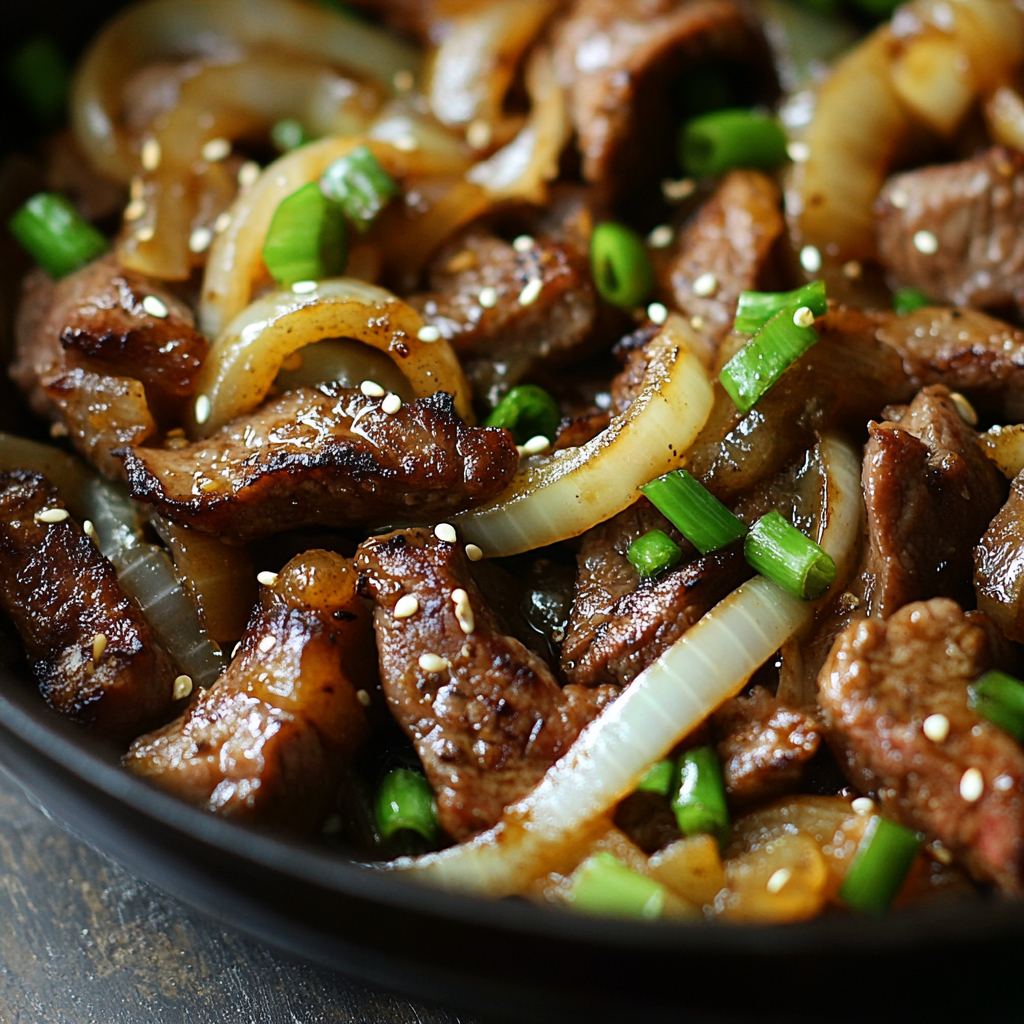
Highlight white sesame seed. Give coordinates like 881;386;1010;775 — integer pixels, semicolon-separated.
194;394;211;425
434;523;457;543
647;302;668;325
231;641;242;658
258;635;277;653
394;594;419;619
382;393;402;415
929;841;953;865
843;260;863;280
793;306;816;328
960;767;984;802
257;571;279;587
141;138;161;171
466;119;492;150
513;235;535;253
188;226;213;253
393;69;414;93
137;225;155;242
173;674;193;700
647;225;674;249
360;380;385;398
356;688;372;707
889;188;909;209
690;315;706;332
692;272;718;297
142;295;169;319
518;278;543;306
766;868;791;894
214;211;232;234
451;588;475;635
292;280;318;294
49;422;68;438
465;543;484;562
787;141;810;163
418;653;449;673
238;161;261;188
800;245;822;273
417;325;441;342
83;520;96;539
35;508;69;524
478;286;498;309
995;774;1015;791
201;138;231;162
851;797;875;814
923;713;950;743
950;392;978;425
92;633;107;661
393;135;417;152
520;435;550;456
913;230;939;255
662;177;696;201
124;199;146;222
461;643;472;658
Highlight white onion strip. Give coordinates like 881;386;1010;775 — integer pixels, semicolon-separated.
449;315;713;556
393;434;862;896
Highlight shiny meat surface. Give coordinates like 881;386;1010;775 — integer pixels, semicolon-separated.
975;471;1024;643
357;529;617;840
119;385;519;544
818;598;1024;892
653;171;784;343
0;470;176;744
125;551;374;830
562;500;752;688
860;386;1005;618
876;148;1024;313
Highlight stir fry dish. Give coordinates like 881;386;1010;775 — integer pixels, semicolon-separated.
6;0;1024;925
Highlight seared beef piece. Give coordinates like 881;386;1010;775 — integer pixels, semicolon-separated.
861;386;1005;619
119;386;519;545
652;171;784;343
976;471;1024;643
818;598;1024;893
0;470;176;744
550;0;775;204
561;500;752;688
876;147;1024;314
551;409;611;451
711;686;821;804
125;551;374;831
614;791;681;854
608;322;661;416
357;529;617;840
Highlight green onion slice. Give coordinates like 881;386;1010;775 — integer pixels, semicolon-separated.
565;852;666;919
320;144;400;233
968;670;1024;741
744;510;835;601
719;305;819;415
679;108;789;178
636;760;675;796
6;36;70;126
261;182;348;285
641;470;745;555
840;815;922;914
590;222;655;310
374;767;441;846
671;746;730;847
893;287;932;317
271;118;308;153
9;192;108;279
627;529;684;579
483;384;560;444
734;280;827;334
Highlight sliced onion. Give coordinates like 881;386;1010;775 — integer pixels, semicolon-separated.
194;278;473;436
449;315;713;557
980;423;1024;479
0;433;94;516
393;435;862;895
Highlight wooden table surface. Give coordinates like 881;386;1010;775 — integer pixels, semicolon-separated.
0;768;478;1024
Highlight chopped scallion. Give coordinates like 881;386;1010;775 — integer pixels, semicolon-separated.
262;182;348;285
744;510;835;601
320;144;400;233
6;37;70;126
671;746;730;847
679;109;788;178
641;470;745;555
565;852;666;919
627;530;683;579
271;118;307;153
374;767;441;847
636;760;675;796
590;222;655;309
484;384;560;444
893;287;932;317
840;815;922;914
719;305;819;414
9;192;108;279
968;670;1024;741
734;280;827;334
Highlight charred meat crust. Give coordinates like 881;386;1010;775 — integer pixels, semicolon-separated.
356;529;616;841
118;386;520;544
0;470;177;744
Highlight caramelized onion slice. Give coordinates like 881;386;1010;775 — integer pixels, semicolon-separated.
449;316;713;557
194;278;473;435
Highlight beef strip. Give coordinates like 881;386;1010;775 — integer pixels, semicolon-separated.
125;550;374;831
0;470;177;744
119;385;519;545
356;529;617;840
876;147;1024;315
652;170;784;343
860;385;1005;619
561;500;752;688
550;0;776;204
818;598;1024;893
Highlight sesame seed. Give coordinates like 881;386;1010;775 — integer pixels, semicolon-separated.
465;543;484;562
690;315;706;332
417;325;441;342
647;225;674;249
142;295;169;318
137;226;155;242
92;634;107;661
478;286;498;308
214;211;232;234
382;393;402;414
461;643;472;658
923;713;950;743
766;868;791;894
199;478;219;492
842;260;863;280
393;135;417;152
231;641;242;658
258;635;277;653
451;588;475;634
124;199;146;221
49;422;68;438
512;234;535;253
434;523;457;543
238;161;261;188
360;380;385;398
466;119;492;150
518;278;543;306
257;571;279;587
292;280;318;294
950;392;978;426
130;176;145;201
662;178;696;201
852;797;875;814
356;688;372;707
692;272;718;297
960;767;984;802
793;306;816;328
35;508;69;524
913;230;939;254
189;226;213;253
520;435;550;456
787;141;810;163
995;774;1015;791
194;394;211;424
418;652;449;673
83;520;96;539
647;302;668;325
800;245;822;273
141;138;162;171
393;69;414;93
173;674;193;700
201;138;231;162
394;594;419;619
889;188;909;209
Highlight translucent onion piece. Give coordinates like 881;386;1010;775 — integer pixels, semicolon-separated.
980;423;1024;479
985;86;1024;153
274;339;413;400
889;35;974;138
394;435;861;896
194;278;473;435
71;0;422;182
0;433;94;517
450;315;713;556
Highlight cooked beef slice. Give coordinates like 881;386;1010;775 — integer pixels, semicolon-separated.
876;147;1024;314
860;386;1005;618
975;470;1024;643
119;386;519;544
357;529;617;840
818;598;1024;893
125;551;374;831
0;470;176;744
